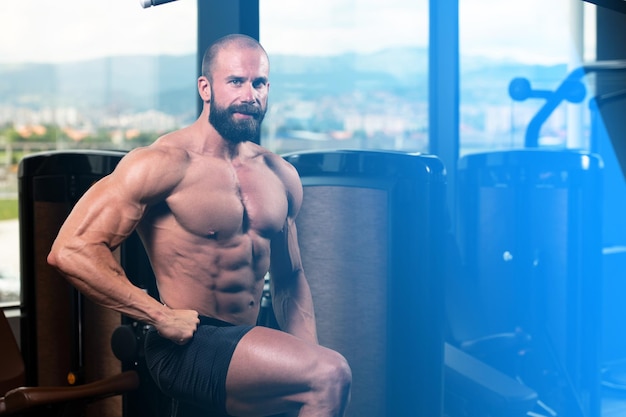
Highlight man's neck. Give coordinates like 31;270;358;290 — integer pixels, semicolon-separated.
189;116;246;159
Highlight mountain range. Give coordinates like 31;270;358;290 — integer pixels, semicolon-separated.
0;47;571;117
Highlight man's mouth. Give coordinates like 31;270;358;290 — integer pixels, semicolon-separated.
230;104;261;119
233;112;255;119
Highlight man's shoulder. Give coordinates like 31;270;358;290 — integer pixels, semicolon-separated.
243;144;303;210
247;144;298;181
124;139;191;167
113;141;192;197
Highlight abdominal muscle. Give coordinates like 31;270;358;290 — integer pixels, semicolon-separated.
139;219;271;326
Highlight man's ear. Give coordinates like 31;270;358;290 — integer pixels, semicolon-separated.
198;76;211;103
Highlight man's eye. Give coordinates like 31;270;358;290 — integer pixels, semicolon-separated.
230;79;242;86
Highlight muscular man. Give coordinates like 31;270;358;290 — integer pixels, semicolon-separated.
48;34;351;417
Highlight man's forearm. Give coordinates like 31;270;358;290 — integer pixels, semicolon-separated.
48;242;167;326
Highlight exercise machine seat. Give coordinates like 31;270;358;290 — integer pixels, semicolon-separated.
0;309;139;416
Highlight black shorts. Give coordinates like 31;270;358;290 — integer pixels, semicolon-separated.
144;316;254;416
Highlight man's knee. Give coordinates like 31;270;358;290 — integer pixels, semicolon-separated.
313;350;352;400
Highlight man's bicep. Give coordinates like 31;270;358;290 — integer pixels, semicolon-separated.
65;147;181;247
270;218;304;284
59;175;147;250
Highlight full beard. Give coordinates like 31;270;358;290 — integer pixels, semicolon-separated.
209;101;266;144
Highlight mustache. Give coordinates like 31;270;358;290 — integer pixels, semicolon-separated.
229;103;263;117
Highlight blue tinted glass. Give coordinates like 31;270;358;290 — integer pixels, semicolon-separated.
0;0;196;303
260;0;429;154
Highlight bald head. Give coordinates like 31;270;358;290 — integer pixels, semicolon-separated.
201;34;268;82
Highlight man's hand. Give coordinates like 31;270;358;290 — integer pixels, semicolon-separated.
155;308;200;345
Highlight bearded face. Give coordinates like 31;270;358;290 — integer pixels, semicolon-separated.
209;94;266;144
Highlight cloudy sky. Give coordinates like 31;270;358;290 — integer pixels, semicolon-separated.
0;0;596;64
0;0;197;62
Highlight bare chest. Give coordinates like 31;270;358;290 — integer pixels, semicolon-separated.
160;161;288;240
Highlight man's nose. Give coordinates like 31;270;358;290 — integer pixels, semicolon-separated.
240;82;256;103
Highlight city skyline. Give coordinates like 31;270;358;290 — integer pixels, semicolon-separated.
0;47;579;156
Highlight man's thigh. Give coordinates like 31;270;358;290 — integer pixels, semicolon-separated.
225;326;340;416
145;323;253;416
